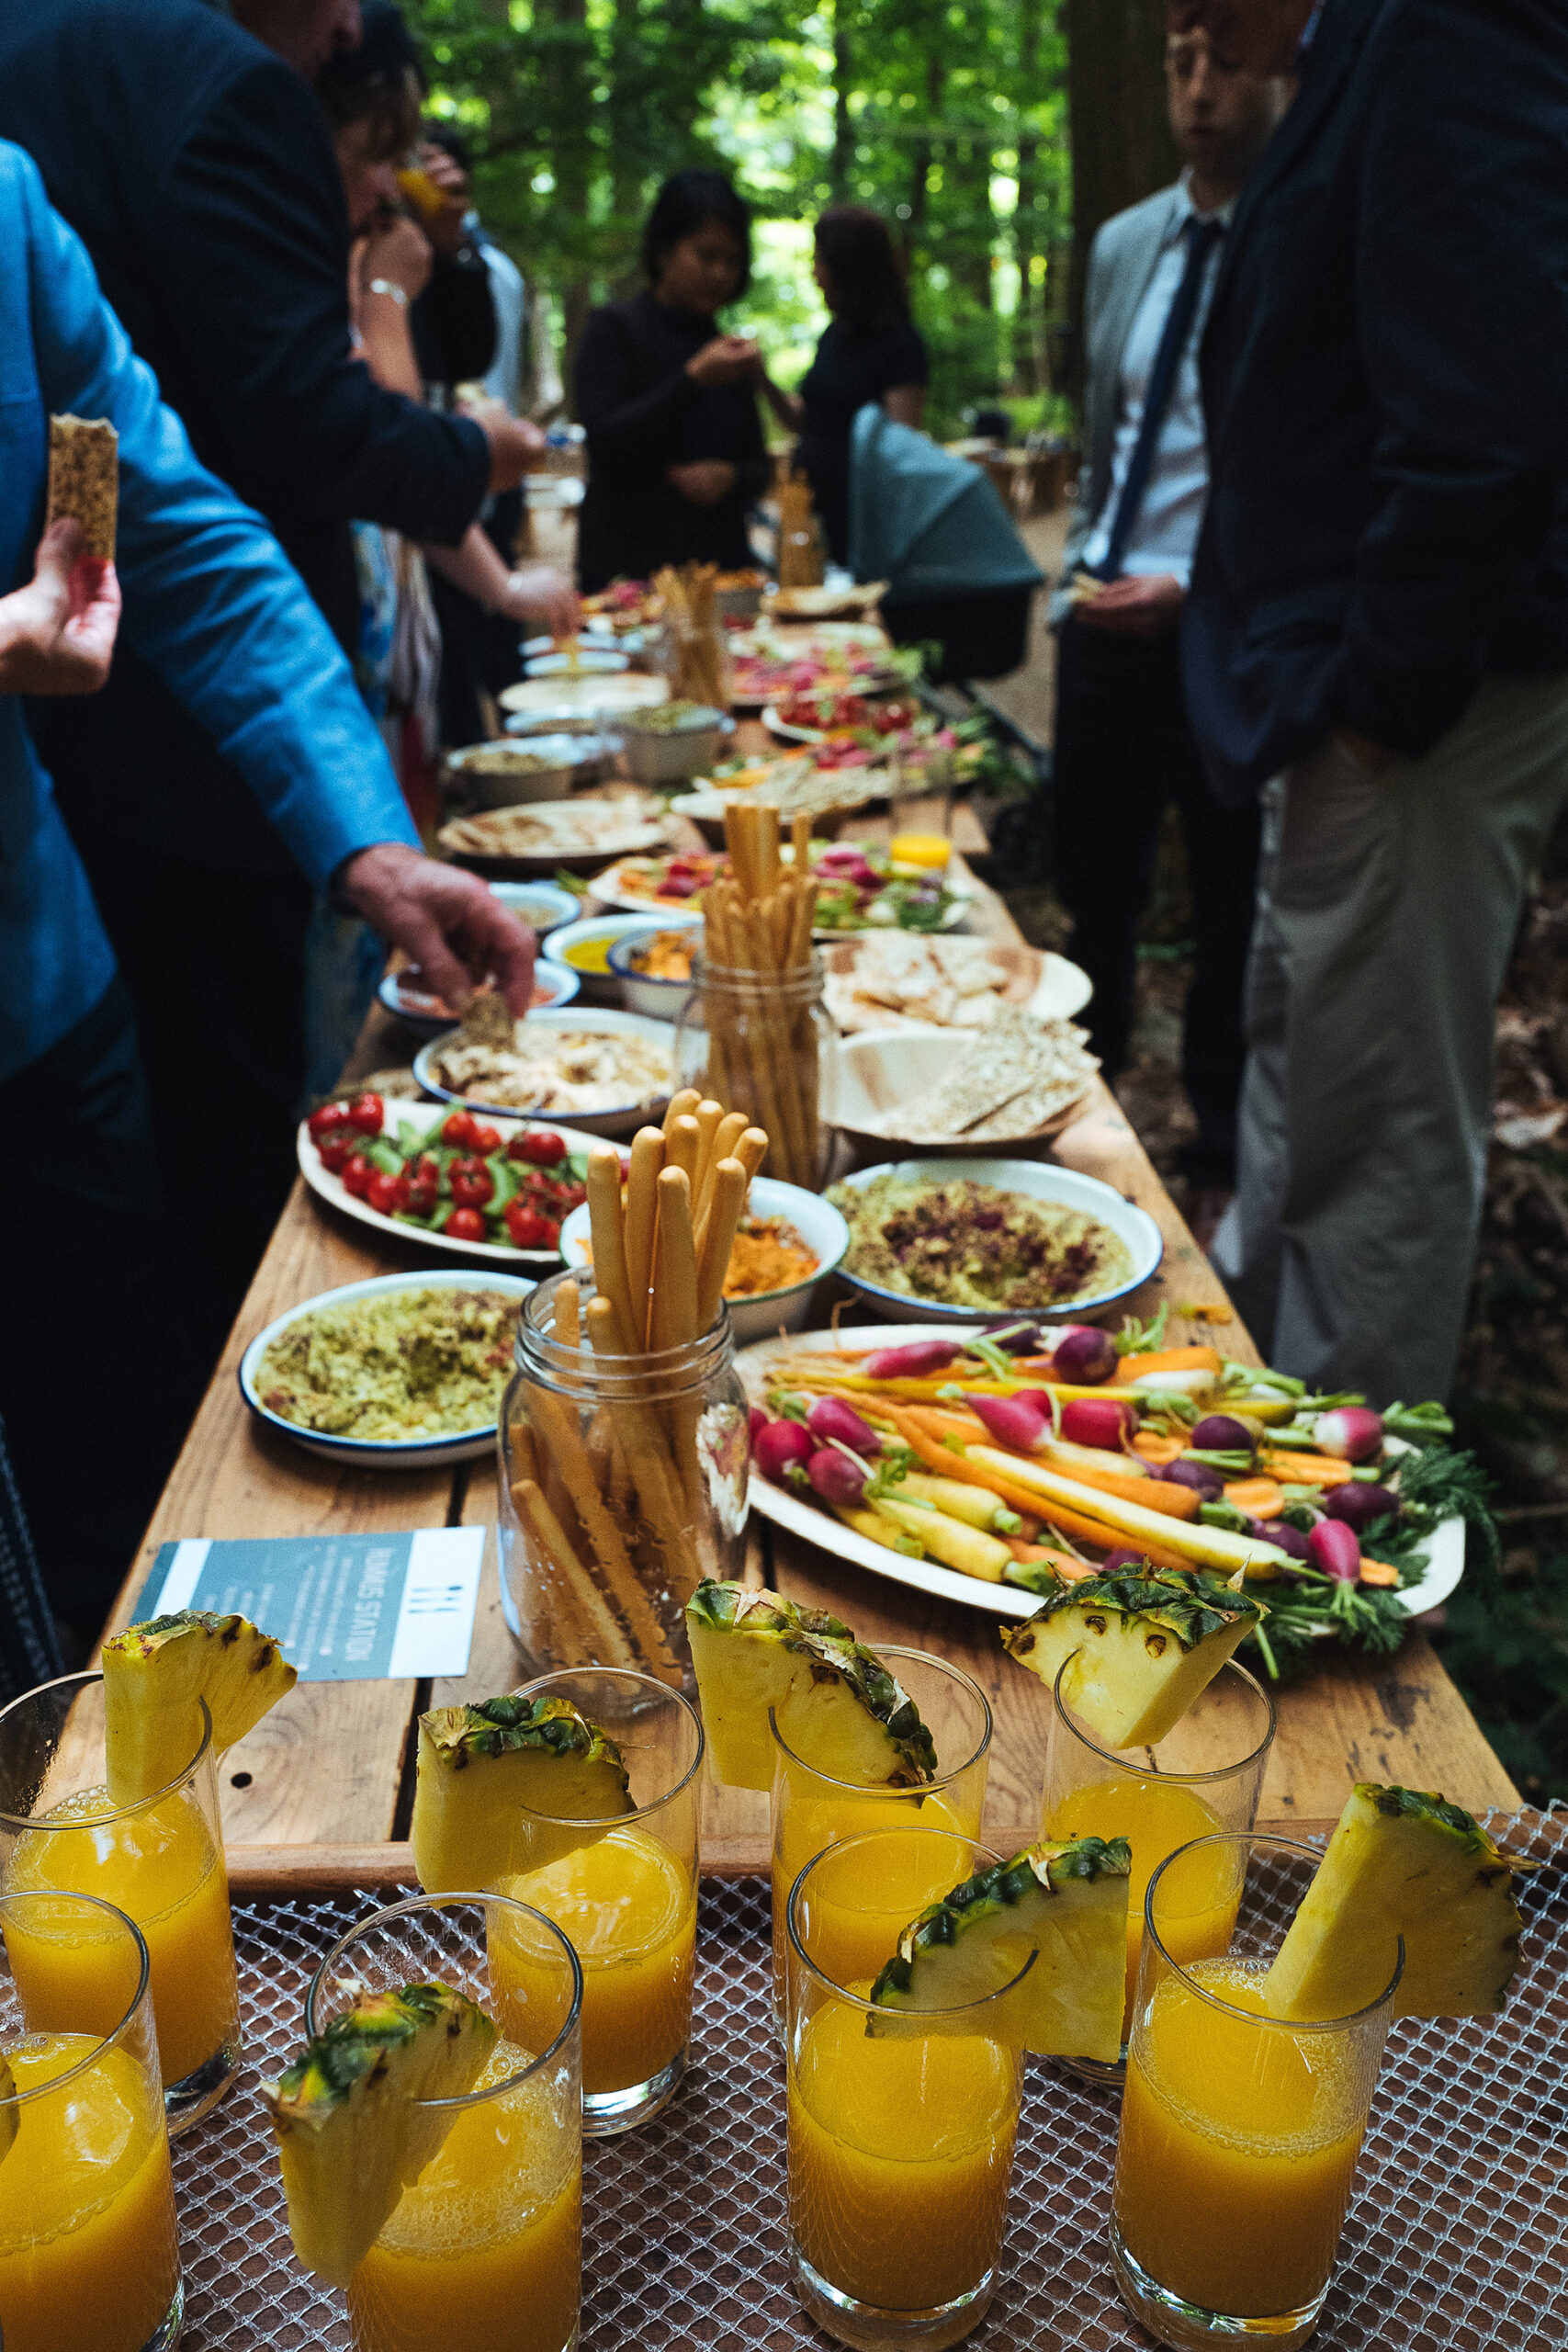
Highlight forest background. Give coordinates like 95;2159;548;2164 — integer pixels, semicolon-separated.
408;0;1178;435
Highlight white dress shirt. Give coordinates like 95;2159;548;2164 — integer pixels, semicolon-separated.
1078;173;1232;588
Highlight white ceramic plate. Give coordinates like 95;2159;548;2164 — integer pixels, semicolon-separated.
588;854;720;916
377;959;580;1037
828;1156;1164;1323
739;1326;1467;1622
413;1007;675;1136
239;1269;534;1468
559;1179;851;1346
298;1100;606;1266
498;673;667;722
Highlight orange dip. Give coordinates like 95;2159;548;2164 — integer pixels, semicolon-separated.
726;1217;818;1297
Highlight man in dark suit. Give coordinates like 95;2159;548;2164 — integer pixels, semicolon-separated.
0;0;545;1377
1173;0;1568;1404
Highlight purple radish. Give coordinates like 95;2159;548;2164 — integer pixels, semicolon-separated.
1156;1459;1226;1501
984;1321;1050;1355
967;1392;1049;1453
1322;1482;1399;1532
1050;1325;1119;1385
807;1447;871;1510
1313;1407;1384;1464
807;1396;882;1456
1059;1397;1135;1451
1262;1520;1314;1562
1101;1549;1150;1573
863;1340;961;1380
749;1406;770;1442
753;1419;815;1486
1308;1518;1362;1582
1190;1413;1262;1455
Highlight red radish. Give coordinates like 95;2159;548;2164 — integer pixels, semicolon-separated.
863;1340;961;1379
1308;1519;1362;1582
807;1447;871;1510
1313;1407;1384;1464
753;1420;815;1485
749;1406;770;1442
1323;1483;1399;1532
1156;1460;1225;1501
807;1396;882;1456
1059;1397;1135;1452
1050;1326;1119;1385
967;1392;1049;1453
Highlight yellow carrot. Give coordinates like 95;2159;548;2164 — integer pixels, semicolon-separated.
964;1449;1292;1576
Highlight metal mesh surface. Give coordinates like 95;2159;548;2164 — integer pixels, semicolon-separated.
175;1809;1568;2350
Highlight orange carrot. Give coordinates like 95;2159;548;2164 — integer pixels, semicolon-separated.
881;1404;1186;1562
1359;1558;1400;1588
1264;1453;1356;1486
1119;1346;1224;1378
1132;1430;1186;1465
1047;1455;1202;1521
1224;1479;1285;1519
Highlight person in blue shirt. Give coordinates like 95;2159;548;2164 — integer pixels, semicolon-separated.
0;141;534;1644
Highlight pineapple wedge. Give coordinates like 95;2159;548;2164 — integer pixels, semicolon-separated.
411;1693;633;1894
685;1579;937;1792
102;1610;297;1804
263;1982;495;2286
870;1837;1131;2061
1001;1566;1266;1748
1266;1783;1534;2021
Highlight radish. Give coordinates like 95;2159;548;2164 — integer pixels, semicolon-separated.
984;1321;1049;1355
1050;1326;1119;1385
1264;1520;1314;1562
749;1406;770;1442
1156;1460;1225;1501
807;1396;882;1456
1059;1397;1135;1452
1190;1413;1263;1456
966;1392;1049;1453
1308;1519;1362;1582
1323;1482;1399;1532
807;1447;871;1510
1101;1549;1149;1573
863;1339;961;1379
753;1420;814;1486
1313;1407;1384;1464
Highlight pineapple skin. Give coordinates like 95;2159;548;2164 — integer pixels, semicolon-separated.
411;1693;632;1894
1001;1566;1265;1749
1267;1783;1533;2022
685;1578;938;1792
262;1982;496;2287
102;1608;297;1804
870;1836;1132;2062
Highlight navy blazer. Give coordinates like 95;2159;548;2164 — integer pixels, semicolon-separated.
1184;0;1568;800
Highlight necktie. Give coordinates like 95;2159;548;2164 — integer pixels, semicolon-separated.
1097;215;1224;582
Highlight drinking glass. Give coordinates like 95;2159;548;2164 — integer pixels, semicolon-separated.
308;1890;582;2352
1111;1833;1402;2350
0;1888;182;2352
0;1669;241;2127
1043;1654;1275;2081
785;1827;1024;2351
498;1665;703;2133
769;1646;992;2032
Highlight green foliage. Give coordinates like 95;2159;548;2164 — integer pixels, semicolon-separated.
1431;1539;1568;1804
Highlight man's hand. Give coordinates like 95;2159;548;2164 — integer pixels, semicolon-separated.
466;403;548;493
360;212;433;305
1073;572;1185;638
413;141;470;259
338;843;536;1013
502;565;580;637
0;520;121;695
684;335;761;389
667;460;738;508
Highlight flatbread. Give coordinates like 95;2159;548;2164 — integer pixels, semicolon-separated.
863;1005;1100;1143
47;415;118;560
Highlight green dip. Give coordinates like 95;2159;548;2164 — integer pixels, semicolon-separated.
828;1174;1133;1312
255;1288;518;1442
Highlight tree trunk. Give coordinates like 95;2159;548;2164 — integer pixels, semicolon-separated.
1012;0;1047;392
831;1;854;202
545;0;593;402
1064;0;1179;400
904;50;944;261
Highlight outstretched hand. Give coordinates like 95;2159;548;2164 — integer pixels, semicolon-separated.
1072;572;1184;638
339;842;537;1013
0;519;121;695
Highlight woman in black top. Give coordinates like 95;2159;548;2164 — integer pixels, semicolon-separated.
576;171;769;592
761;208;929;568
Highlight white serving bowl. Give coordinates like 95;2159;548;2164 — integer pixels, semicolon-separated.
544;910;703;1007
605;924;703;1022
239;1269;535;1467
378;957;580;1037
617;706;734;786
524;648;629;677
828;1155;1164;1323
559;1176;849;1345
446;740;581;808
486;879;584;934
413;1005;676;1137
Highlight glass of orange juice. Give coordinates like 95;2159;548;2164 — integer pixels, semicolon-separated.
770;1646;991;2033
1111;1832;1401;2349
0;1887;182;2352
0;1670;240;2129
1043;1655;1274;2082
310;1890;583;2352
785;1826;1025;2350
491;1665;703;2134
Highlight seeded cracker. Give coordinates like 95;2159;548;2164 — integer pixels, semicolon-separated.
47;415;118;560
866;1004;1100;1144
458;988;517;1050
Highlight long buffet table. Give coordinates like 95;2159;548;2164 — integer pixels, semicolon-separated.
96;807;1519;1887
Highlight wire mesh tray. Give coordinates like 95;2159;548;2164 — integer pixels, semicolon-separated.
175;1809;1568;2349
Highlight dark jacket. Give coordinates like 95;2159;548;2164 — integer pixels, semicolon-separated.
0;0;491;870
575;290;769;593
1185;0;1568;800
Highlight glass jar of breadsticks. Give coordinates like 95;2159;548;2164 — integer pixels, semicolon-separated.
671;803;839;1191
495;1101;757;1688
652;561;732;708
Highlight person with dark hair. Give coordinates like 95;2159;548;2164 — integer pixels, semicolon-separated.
575;167;769;592
761;207;928;567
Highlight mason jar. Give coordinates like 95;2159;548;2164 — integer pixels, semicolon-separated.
671;951;839;1192
497;1268;750;1689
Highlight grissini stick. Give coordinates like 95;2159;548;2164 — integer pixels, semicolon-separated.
695;1156;749;1329
623;1126;664;1349
651;1165;698;1353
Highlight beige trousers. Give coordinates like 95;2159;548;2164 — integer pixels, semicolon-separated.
1212;673;1568;1404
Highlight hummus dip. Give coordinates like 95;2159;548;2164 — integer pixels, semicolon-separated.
829;1174;1132;1311
255;1287;517;1442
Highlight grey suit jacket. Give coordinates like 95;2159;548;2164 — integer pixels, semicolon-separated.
1054;182;1187;623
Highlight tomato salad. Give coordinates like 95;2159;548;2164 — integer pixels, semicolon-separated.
306;1095;591;1252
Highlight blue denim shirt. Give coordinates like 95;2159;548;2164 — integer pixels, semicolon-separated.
0;142;418;1082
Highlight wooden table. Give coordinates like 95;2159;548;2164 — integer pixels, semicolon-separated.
96;806;1519;1886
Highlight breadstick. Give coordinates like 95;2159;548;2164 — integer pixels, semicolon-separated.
586;1146;639;1353
513;1477;639;1671
666;1112;701;1187
553;1276;581;1350
696;1157;749;1329
736;1125;770;1184
694;1108;749;1234
662;1087;702;1137
693;1098;725;1193
624;1126;664;1350
651;1166;698;1353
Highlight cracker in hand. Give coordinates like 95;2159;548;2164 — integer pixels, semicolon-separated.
47;415;118;561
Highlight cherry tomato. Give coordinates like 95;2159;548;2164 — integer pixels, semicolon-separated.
442;1110;479;1148
444;1206;488;1242
307;1102;353;1140
367;1170;410;1216
470;1123;502;1156
316;1133;353;1174
346;1092;384;1136
406;1182;438;1218
510;1128;568;1168
409;1154;440;1188
504;1202;552;1250
342;1154;375;1199
449;1158;495;1209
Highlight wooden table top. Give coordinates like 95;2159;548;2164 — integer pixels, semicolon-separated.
97;802;1519;1886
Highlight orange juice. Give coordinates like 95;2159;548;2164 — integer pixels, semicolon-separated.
789;1995;1018;2311
1048;1776;1240;2032
349;2041;581;2352
496;1824;694;2096
773;1789;973;1990
0;2032;180;2352
5;1781;238;2086
1113;1956;1368;2316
